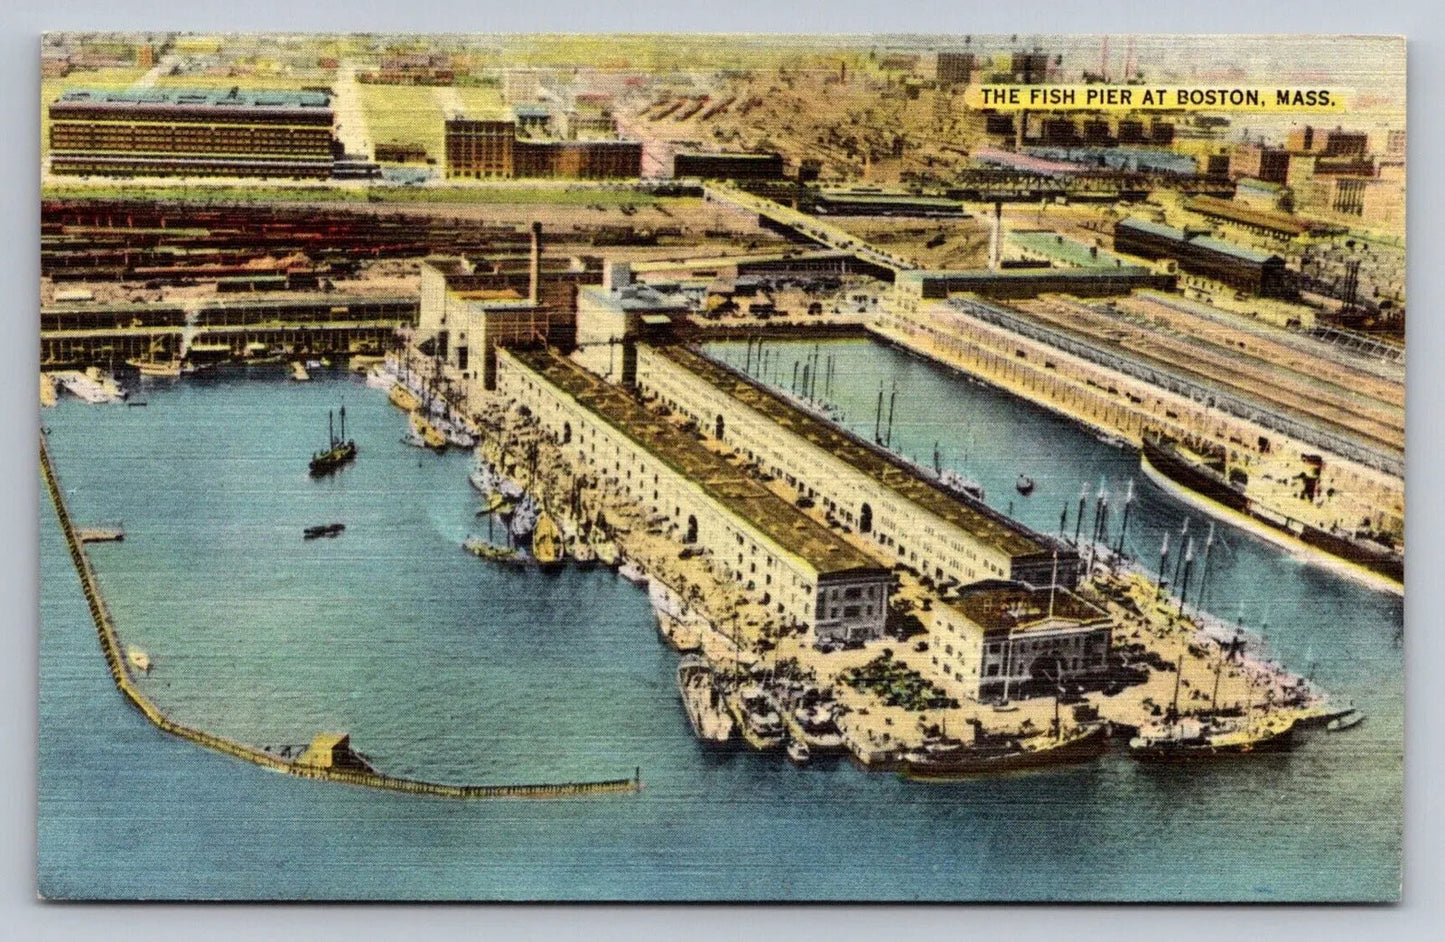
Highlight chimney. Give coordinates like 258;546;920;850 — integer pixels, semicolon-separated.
988;201;1003;271
529;221;542;306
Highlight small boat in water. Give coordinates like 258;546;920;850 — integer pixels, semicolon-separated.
463;536;523;566
570;536;599;569
309;406;357;476
1327;711;1365;732
1015;474;1036;496
592;534;621;569
388;382;422;413
303;522;346;540
408;412;447;452
786;739;812;765
126;646;151;674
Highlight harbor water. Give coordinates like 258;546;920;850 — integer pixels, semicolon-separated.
39;348;1402;901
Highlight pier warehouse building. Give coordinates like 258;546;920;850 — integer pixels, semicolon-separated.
930;582;1113;702
496;348;893;644
444;116;642;180
1112;217;1292;299
631;345;1078;591
48;87;337;179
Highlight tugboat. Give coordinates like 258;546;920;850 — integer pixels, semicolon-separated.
309;405;357;476
1015;474;1036;496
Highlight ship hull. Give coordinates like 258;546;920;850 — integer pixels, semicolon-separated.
1141;434;1402;589
901;724;1108;779
1129;725;1295;761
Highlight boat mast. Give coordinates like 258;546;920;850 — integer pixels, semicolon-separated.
328;409;335;448
339;403;347;444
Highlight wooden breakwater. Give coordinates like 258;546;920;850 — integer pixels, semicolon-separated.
39;432;640;800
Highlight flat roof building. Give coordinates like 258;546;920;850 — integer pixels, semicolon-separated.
633;345;1079;592
444;114;642;180
497;347;893;644
1113;217;1292;298
929;581;1113;702
48;87;337;179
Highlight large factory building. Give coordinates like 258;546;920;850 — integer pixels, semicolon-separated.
632;345;1078;591
1113;217;1293;298
48;87;337;179
496;347;893;644
444;116;642;180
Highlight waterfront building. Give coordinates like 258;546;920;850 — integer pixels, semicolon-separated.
418;225;601;389
632;345;1078;591
48;87;337;179
929;581;1113;702
1112;218;1292;298
496;347;893;644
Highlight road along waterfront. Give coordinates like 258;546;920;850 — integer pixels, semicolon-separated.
39;361;1401;900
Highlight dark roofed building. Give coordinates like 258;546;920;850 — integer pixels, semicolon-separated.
1113;217;1293;298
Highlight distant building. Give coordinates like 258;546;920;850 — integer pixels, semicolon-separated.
48;87;338;180
444;114;641;180
930;581;1113;703
1113;217;1292;298
936;51;976;86
672;151;785;181
1229;143;1290;185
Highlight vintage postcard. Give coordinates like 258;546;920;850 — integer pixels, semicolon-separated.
38;33;1404;901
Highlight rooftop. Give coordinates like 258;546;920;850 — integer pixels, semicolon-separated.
54;87;331;111
1116;217;1280;264
1009;230;1131;270
951;581;1109;635
1184;195;1342;237
654;346;1054;560
580;283;691;313
506;348;885;579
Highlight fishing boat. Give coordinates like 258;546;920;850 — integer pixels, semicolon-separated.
508;495;539;540
901;722;1108;778
388;382;422;413
592;535;621;569
463;536;523;566
676;655;737;745
938;469;986;503
408;412;447;452
531;511;565;572
786;739;812;765
303;522;346;540
129;358;182;379
729;686;786;750
126;646;152;674
309;405;357;476
1327;710;1365;732
1128;713;1296;759
1015;474;1036;496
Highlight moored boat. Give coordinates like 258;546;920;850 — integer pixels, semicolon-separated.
901;722;1108;778
1015;474;1036;496
1327;710;1365;732
677;654;737;745
463;536;523;566
1127;713;1296;760
126;646;151;674
532;511;565;572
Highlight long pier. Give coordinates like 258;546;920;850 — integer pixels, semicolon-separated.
40;432;640;800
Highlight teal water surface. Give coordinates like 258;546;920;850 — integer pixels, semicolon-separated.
38;352;1402;901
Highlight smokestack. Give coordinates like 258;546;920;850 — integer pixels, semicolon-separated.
988;201;1003;271
529;221;542;306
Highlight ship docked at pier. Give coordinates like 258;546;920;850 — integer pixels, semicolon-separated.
676;655;737;745
1140;431;1402;589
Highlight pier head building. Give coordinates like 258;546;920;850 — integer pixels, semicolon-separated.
928;582;1112;702
572;262;690;386
630;345;1078;591
495;347;893;645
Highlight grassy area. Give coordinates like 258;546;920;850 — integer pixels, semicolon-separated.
358;85;450;162
42;181;665;208
839;651;959;712
150;72;331;92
